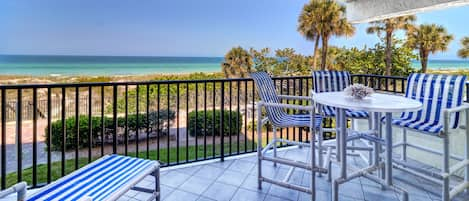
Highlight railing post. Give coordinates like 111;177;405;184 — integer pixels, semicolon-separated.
220;81;225;162
113;85;118;154
1;89;6;189
16;89;22;183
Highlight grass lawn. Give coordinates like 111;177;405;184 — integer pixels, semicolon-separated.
5;140;256;188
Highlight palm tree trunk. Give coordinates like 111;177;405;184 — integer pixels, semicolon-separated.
385;31;393;76
320;35;329;71
312;35;320;70
420;50;429;73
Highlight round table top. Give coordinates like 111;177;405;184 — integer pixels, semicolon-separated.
312;91;422;113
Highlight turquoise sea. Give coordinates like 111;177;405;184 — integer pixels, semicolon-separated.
0;55;469;76
0;55;223;76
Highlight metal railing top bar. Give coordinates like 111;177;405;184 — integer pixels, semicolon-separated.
0;76;315;89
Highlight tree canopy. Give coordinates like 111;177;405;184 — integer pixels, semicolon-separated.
221;46;253;78
406;24;453;73
366;15;416;76
298;0;355;71
458;37;469;59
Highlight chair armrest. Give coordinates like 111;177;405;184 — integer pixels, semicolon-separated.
0;182;27;201
444;103;469;114
443;103;469;131
260;102;315;111
277;95;312;101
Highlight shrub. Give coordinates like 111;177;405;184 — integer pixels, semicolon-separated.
119;110;176;135
45;115;114;151
188;110;242;137
46;109;175;151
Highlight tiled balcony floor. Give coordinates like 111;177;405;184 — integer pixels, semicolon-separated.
120;146;469;201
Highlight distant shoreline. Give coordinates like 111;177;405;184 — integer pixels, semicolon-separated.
0;72;224;85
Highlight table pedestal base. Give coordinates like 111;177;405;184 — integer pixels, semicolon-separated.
332;109;409;201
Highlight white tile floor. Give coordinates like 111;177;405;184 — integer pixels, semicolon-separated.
119;146;469;201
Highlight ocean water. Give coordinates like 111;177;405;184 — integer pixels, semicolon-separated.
1;55;469;76
411;60;469;70
0;55;223;76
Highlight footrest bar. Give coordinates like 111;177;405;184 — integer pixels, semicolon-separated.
131;186;155;194
262;156;310;170
261;177;311;194
449;159;469;175
278;139;311;147
406;143;464;161
393;161;443;184
450;181;469;199
283;167;295;183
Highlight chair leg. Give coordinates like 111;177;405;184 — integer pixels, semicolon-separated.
442;135;450;201
402;128;407;161
368;115;373;146
335;109;341;162
318;126;324;178
351;118;356;153
376;112;385;186
257;104;263;190
465;109;469;192
310;113;316;201
273;126;277;167
155;167;160;201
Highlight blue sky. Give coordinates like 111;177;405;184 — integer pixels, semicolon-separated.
0;0;468;59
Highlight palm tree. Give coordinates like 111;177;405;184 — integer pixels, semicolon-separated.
316;0;355;70
406;24;453;73
221;46;253;78
458;37;469;59
366;15;416;76
298;0;321;70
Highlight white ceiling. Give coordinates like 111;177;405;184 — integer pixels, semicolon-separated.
345;0;469;23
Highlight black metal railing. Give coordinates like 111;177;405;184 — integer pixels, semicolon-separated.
0;74;456;190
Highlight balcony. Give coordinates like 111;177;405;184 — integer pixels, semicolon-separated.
1;74;469;200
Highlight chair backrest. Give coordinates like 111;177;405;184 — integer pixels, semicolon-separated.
404;73;467;129
312;70;352;93
250;72;288;125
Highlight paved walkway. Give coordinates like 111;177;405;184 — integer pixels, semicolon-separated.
117;147;469;201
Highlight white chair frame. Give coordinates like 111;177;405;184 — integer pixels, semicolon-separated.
256;94;332;201
391;103;469;201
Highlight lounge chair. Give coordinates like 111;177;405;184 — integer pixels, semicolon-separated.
0;155;160;201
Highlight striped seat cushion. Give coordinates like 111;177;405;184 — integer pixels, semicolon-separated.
27;155;158;201
275;114;323;128
251;72;322;129
312;70;369;119
321;105;369;118
390;117;444;134
389;73;467;135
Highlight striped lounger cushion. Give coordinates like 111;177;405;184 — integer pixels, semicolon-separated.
27;155;158;201
312;70;369;119
389;73;467;134
251;72;322;129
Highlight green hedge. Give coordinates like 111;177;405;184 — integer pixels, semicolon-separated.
45;110;175;151
188;110;242;137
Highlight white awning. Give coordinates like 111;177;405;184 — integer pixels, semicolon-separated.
345;0;469;23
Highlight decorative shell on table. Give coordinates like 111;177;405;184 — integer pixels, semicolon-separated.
344;84;374;99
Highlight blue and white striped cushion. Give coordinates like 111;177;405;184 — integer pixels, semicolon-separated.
390;73;467;134
275;114;323;128
27;155;157;201
322;105;369;118
251;72;322;129
313;71;369;119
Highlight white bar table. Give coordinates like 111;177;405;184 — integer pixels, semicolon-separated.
312;91;422;201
